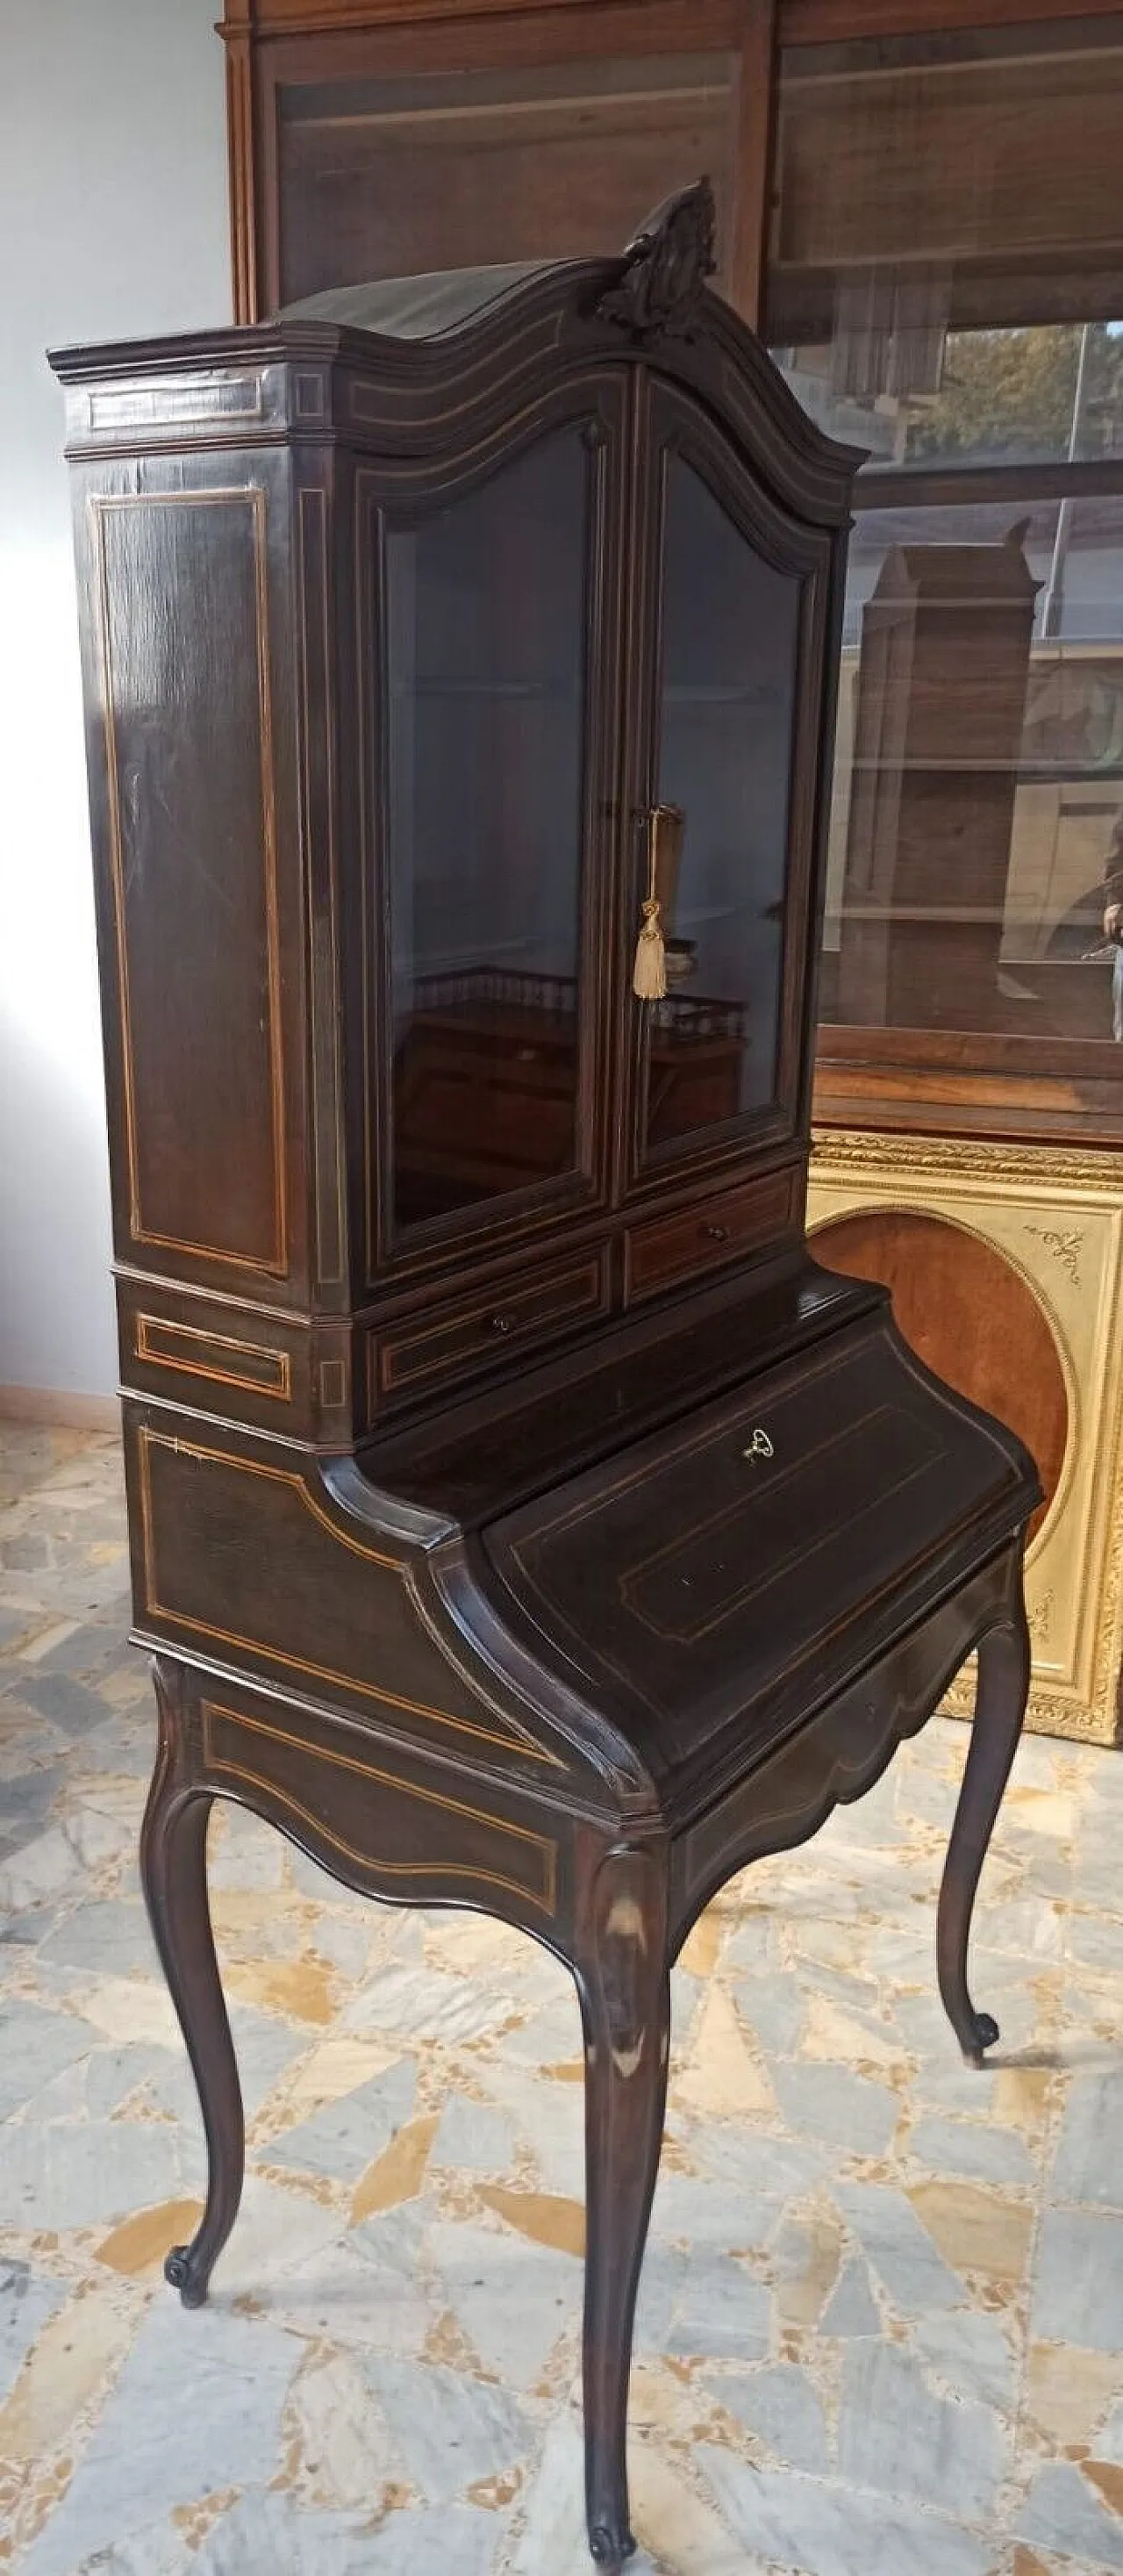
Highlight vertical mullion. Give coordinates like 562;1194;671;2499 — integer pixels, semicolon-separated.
221;3;261;324
726;0;782;326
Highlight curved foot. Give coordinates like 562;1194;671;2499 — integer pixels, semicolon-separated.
961;2009;1000;2070
590;2525;637;2571
164;2242;210;2309
937;1604;1030;2065
141;1668;246;2302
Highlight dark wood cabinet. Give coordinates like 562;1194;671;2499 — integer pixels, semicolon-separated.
53;183;1040;2570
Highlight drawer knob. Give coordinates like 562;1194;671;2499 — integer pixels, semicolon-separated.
489;1312;514;1335
743;1428;774;1462
704;1222;730;1243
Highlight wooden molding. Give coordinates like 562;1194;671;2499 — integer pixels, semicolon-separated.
727;0;779;326
218;0;734;33
778;0;1123;45
220;0;1120;41
225;30;260;323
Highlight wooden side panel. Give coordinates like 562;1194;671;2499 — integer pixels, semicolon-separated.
90;487;287;1280
114;1277;353;1443
126;1410;560;1776
201;1691;560;1919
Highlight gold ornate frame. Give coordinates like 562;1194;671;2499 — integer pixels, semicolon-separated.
809;1129;1123;1745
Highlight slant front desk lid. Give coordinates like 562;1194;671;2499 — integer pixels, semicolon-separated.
477;1309;1032;1819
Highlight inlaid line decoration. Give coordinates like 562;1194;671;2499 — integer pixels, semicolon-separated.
202;1697;558;1918
135;1313;291;1400
88;376;264;435
136;1427;556;1766
376;1257;603;1395
297;485;347;1288
619;1405;939;1644
91;488;288;1275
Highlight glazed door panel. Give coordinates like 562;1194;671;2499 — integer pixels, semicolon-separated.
623;379;833;1193
360;379;627;1281
270;44;746;311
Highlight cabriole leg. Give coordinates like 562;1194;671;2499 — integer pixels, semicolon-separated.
577;1846;670;2572
937;1598;1032;2067
139;1661;245;2306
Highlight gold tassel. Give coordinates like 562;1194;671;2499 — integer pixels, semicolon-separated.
633;898;667;1000
633;805;682;1002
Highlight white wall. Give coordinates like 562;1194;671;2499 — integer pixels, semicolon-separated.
0;0;231;1399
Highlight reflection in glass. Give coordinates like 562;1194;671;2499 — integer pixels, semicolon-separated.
820;499;1123;1046
640;456;800;1155
277;54;738;305
767;16;1123;1074
386;430;589;1229
767;23;1123;470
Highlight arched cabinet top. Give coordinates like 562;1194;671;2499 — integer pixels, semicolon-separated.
50;180;862;530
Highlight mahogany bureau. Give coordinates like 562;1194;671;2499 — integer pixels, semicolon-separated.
51;183;1040;2572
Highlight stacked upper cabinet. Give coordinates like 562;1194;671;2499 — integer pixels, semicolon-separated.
317;252;845;1388
222;0;1123;1746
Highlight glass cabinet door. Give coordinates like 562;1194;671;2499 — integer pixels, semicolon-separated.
767;15;1123;1141
632;434;808;1175
381;420;600;1243
271;52;746;312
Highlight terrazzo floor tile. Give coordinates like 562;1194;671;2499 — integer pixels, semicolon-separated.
4;1419;1123;2575
1032;2208;1123;2350
836;2337;1009;2521
0;2267;68;2409
707;2362;830;2472
698;2450;996;2576
263;2059;418;2183
362;2355;540;2505
1049;2068;1123;2207
1016;2464;1123;2572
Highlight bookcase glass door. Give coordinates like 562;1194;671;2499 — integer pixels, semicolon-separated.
767;12;1123;1133
383;424;593;1237
637;449;802;1169
272;52;744;310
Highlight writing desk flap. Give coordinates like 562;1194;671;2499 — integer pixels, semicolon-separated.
482;1313;1038;1813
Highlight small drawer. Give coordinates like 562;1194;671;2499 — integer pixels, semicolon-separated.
625;1168;798;1302
369;1252;608;1407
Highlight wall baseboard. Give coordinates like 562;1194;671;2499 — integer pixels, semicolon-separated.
0;1384;118;1434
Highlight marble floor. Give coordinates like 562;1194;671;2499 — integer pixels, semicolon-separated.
2;1422;1123;2575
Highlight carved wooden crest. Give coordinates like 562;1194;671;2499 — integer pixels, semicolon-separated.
596;179;718;341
